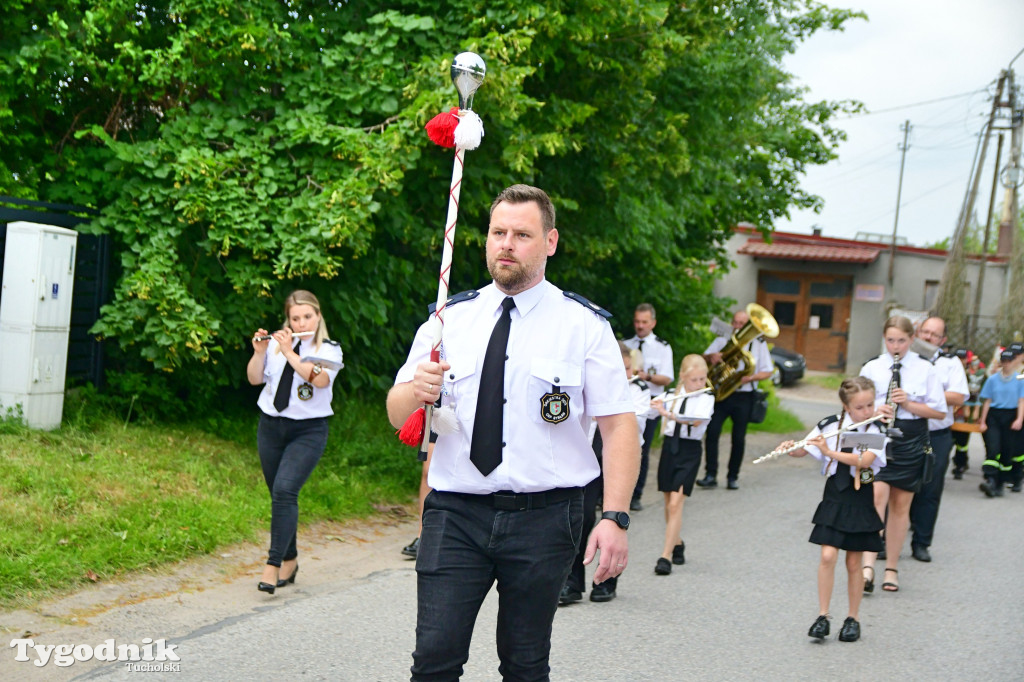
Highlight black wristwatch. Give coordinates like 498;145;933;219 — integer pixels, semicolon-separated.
601;510;630;530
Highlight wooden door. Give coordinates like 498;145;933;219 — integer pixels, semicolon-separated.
757;271;851;371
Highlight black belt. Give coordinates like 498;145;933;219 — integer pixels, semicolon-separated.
929;426;951;435
448;487;582;511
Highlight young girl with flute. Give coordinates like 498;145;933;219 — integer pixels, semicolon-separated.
777;376;888;642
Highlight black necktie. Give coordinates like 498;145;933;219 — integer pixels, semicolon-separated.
470;297;516;476
835;446;854;491
673;398;689;438
638;339;645;352
273;340;302;412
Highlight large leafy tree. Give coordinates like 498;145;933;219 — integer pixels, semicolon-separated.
0;0;860;414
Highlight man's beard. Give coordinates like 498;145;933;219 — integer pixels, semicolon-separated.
487;253;535;293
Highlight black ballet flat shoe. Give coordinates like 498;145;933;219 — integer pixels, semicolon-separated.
257;581;276;595
876;547;887;560
655;558;672;575
672;541;686;565
838;617;860;642
276;563;299;588
808;615;830;640
862;566;874;593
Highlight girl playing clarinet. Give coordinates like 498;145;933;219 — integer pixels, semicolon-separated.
779;376;888;642
859;316;945;593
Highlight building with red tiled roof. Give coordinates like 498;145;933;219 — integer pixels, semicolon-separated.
714;225;1011;375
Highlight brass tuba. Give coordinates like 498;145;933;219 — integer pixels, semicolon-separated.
708;303;780;401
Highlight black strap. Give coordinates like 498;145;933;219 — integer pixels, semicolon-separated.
272;340;302;412
470;297;516;476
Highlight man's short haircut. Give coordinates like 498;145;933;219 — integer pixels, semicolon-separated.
490;184;556;234
635;303;656;319
922;316;947;338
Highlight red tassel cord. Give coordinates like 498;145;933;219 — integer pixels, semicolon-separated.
425;107;459;148
398;407;426;446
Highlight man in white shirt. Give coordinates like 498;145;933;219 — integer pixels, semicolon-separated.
908;316;969;562
388;184;639;681
623;303;674;510
698;309;773;490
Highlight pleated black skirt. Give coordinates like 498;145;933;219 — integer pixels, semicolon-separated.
658;437;702;496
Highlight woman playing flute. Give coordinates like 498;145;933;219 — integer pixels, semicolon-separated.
247;290;344;594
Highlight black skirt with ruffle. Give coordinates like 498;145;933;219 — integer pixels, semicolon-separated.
808;470;884;551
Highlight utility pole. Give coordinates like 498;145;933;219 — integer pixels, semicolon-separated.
969;133;1004;346
887;120;912;290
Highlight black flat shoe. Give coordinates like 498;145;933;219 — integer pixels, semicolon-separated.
726;478;739;490
695;475;717;488
589;582;616;602
655;558;672;575
911;544;931;563
257;581;276;595
838;617;860;642
862;566;874;593
808;615;829;640
401;537;420;558
882;568;899;592
672;541;686;565
276;563;299;588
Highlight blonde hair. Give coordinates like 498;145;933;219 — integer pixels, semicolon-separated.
279;290;328;352
679;353;708;376
883;315;914;338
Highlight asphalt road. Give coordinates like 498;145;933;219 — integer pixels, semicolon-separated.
66;389;1024;680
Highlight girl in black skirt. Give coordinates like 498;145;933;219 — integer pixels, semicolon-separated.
652;355;715;576
780;377;888;642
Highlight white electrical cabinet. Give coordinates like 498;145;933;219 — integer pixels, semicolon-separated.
0;221;78;429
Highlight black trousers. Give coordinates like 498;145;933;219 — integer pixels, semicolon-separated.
412;491;583;681
703;391;754;480
982;408;1024;484
910;427;952;548
633;416;661;500
257;414;329;566
952;429;971;471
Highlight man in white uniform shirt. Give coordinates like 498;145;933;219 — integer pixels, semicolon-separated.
908;316;969;563
623;303;674;510
698;309;773;490
387;184;640;681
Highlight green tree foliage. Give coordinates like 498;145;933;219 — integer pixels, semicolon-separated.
1;0;860;415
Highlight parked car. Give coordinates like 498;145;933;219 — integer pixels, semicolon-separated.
770;345;806;386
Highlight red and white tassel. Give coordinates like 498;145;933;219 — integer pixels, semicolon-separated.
454;111;484;151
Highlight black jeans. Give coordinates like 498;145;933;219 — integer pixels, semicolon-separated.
412;490;584;682
257;414;329;566
910;427;952;548
703;391;754;480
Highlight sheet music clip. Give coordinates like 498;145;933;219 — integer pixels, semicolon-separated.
839;431;886;452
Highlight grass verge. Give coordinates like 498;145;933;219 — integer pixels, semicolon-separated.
0;393;418;610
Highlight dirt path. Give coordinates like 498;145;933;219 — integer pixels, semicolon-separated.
1;506;421;680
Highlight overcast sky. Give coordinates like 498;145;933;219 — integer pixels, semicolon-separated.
777;0;1024;247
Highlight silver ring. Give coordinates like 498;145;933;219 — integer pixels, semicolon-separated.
427;384;434;392
615;563;624;567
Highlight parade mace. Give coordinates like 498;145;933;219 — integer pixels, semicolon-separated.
398;52;486;461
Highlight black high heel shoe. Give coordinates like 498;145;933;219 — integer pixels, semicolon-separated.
257;581;276;595
276;563;299;588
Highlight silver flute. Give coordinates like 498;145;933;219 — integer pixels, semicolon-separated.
753;414;886;464
252;330;315;342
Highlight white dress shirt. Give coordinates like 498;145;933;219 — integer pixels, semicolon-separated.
659;391;715;441
257;338;344;419
395;280;633;494
860;351;947;420
802;414;888;478
919;351;970;431
624;333;674;418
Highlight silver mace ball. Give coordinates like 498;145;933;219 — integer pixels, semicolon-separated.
451;52;486;111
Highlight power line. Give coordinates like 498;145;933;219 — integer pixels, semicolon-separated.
836;88;989;119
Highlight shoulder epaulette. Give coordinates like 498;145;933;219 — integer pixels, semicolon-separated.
323;339;340;346
563;291;613;319
427;289;480;315
817;414;841;430
940;350;956;359
653;336;671;347
861;354;885;369
631;378;649;391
